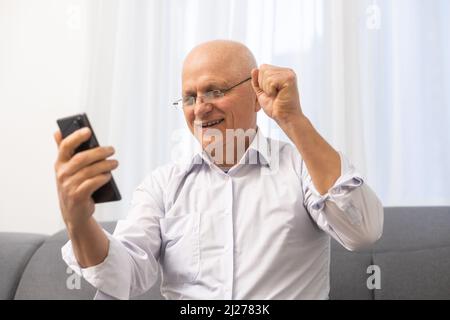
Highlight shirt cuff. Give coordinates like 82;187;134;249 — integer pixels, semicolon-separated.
61;229;133;300
308;152;364;224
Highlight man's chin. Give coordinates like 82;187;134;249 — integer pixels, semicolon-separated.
194;127;225;145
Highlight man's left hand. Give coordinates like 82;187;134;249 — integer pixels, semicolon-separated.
251;64;303;126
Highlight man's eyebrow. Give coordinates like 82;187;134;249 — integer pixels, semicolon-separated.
206;80;229;88
183;89;195;97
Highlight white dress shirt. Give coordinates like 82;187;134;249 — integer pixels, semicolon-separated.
62;128;384;300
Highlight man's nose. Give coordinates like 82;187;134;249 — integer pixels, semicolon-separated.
193;99;213;118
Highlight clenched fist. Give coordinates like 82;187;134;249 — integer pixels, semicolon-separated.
251;64;303;125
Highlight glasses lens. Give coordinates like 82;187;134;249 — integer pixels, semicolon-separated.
183;96;195;106
177;89;225;108
204;90;224;103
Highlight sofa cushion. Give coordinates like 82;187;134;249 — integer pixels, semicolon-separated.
371;207;450;299
329;242;374;300
373;247;450;299
330;207;450;300
14;229;96;299
0;233;47;299
14;221;163;300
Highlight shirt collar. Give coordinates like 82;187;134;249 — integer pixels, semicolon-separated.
180;127;272;174
246;127;271;167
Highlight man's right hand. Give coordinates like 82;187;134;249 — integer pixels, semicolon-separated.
53;127;119;231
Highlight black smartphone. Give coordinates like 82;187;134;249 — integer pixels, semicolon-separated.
56;113;122;203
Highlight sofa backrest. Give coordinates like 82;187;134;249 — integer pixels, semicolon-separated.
7;207;450;300
0;233;47;299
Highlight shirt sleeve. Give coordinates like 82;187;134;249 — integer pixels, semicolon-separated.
301;151;384;251
61;170;166;300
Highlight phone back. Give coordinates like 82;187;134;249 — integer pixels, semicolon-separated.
57;113;121;203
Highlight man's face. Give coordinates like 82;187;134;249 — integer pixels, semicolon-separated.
181;52;259;150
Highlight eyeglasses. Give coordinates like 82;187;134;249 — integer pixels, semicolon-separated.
173;77;251;108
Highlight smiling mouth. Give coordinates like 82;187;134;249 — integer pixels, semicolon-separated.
201;119;225;128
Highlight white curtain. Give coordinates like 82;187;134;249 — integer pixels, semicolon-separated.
79;0;450;221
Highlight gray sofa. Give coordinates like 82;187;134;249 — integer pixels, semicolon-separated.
1;207;450;300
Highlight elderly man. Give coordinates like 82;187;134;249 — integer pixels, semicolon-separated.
54;40;383;300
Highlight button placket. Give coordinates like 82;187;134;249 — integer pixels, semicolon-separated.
223;176;234;299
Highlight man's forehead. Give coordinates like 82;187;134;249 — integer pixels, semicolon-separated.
182;75;230;92
182;56;236;80
181;40;255;90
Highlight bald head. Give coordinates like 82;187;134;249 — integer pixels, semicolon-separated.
182;40;257;82
180;40;261;154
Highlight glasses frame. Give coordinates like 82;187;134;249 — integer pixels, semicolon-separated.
173;76;252;108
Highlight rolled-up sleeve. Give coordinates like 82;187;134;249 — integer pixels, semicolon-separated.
61;171;165;300
301;152;384;251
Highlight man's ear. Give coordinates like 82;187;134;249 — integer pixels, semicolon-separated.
254;96;262;112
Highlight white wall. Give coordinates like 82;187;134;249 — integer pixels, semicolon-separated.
0;0;88;234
